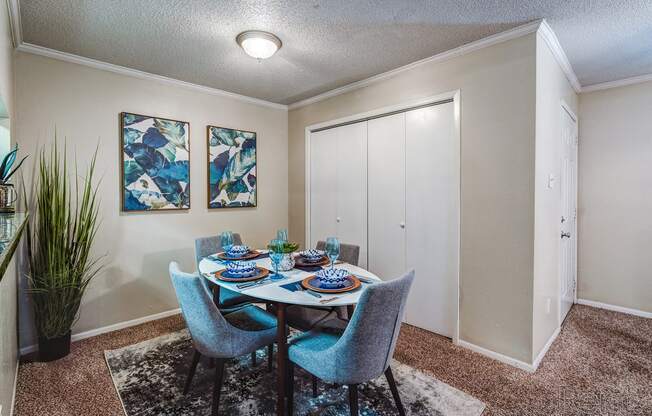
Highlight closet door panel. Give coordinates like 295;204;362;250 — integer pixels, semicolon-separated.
309;129;338;248
405;103;458;337
336;122;368;268
368;113;406;281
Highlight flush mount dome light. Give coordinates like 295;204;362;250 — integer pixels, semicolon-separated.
236;30;282;60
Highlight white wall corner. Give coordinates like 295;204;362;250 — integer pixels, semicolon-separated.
536;19;581;93
532;326;560;371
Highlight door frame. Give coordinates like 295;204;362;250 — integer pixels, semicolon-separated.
304;89;461;343
558;99;579;324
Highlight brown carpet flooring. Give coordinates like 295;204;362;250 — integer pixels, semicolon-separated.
14;305;652;415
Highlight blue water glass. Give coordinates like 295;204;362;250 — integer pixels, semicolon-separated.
220;231;234;255
325;237;340;269
269;239;284;279
277;228;289;242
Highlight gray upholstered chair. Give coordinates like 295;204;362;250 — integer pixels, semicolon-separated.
287;270;415;416
194;233;257;311
282;241;361;331
169;262;277;416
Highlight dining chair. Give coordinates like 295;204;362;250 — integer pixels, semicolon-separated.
195;234;257;311
195;234;269;366
286;269;415;416
169;262;278;416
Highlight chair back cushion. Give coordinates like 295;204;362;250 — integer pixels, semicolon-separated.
169;262;234;356
333;269;415;383
315;240;360;266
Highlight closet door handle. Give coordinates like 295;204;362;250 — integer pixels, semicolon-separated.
399;222;405;229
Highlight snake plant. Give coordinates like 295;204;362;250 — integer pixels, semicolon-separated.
0;144;28;184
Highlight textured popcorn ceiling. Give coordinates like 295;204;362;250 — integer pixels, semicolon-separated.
19;0;652;104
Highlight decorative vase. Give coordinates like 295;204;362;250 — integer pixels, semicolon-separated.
0;184;17;213
278;253;295;271
38;331;71;362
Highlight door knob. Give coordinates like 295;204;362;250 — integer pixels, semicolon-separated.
561;231;571;239
399;222;405;229
336;217;341;223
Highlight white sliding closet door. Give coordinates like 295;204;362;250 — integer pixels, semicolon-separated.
309;128;337;248
405;103;458;337
368;113;406;281
336;122;368;268
309;122;367;264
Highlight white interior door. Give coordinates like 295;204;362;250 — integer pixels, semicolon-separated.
336;122;368;268
560;106;578;323
368;113;406;281
310;128;337;248
404;103;458;337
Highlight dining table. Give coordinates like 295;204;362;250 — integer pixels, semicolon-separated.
198;251;382;416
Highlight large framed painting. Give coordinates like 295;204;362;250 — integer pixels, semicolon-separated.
207;125;257;208
120;112;190;211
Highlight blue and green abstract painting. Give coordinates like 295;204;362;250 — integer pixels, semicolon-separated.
208;126;256;208
121;112;190;211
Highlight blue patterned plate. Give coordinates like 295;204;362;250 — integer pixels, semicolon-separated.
302;275;361;294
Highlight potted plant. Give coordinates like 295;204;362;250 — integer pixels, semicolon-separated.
0;145;28;212
268;241;299;271
26;142;103;361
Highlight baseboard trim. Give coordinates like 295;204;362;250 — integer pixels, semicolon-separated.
19;308;181;356
456;339;536;373
532;327;560;371
9;356;19;416
576;299;652;319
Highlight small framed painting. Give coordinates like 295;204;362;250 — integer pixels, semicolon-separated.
207;125;257;208
120;112;190;211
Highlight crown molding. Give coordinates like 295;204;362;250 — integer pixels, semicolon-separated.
15;43;288;110
537;19;581;93
581;72;652;93
288;19;545;110
6;0;22;47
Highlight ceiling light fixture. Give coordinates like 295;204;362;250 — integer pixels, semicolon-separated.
236;30;282;60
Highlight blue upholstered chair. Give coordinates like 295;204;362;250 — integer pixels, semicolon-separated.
194;234;257;311
169;262;277;416
283;241;361;331
287;270;415;416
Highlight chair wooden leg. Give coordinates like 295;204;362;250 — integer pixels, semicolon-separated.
312;375;318;397
287;361;295;415
384;366;405;416
183;350;201;395
251;351;257;366
212;358;225;416
267;344;274;372
348;384;359;416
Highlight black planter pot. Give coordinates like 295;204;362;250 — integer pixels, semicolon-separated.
38;331;71;362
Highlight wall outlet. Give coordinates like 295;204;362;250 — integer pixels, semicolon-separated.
545;297;552;314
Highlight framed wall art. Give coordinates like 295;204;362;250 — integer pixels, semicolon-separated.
207;125;257;208
120;112;190;211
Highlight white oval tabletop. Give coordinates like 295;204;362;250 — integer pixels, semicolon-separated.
198;251;382;307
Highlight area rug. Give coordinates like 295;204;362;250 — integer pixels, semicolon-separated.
105;329;485;415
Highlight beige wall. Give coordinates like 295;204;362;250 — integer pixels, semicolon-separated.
0;2;16;412
15;52;288;347
578;81;652;314
289;34;538;363
532;33;579;361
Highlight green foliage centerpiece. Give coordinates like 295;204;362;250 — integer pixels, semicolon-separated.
26;142;104;361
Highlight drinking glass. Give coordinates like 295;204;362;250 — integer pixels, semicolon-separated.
269;238;284;279
325;237;340;269
276;228;289;242
220;231;234;255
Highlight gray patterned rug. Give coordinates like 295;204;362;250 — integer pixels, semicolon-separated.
105;329;485;415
